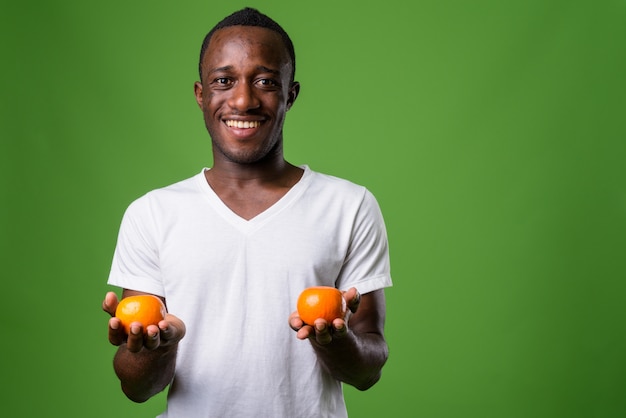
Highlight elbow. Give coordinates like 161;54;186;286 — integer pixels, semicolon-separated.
121;384;153;403
353;344;389;391
354;370;382;391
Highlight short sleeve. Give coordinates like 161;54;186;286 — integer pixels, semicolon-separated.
107;196;166;296
335;189;392;294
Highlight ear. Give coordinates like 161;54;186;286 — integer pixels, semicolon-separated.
286;81;300;110
194;81;204;108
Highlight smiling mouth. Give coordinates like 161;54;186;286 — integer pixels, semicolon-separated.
225;120;262;129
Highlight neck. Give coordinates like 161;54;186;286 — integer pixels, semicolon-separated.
206;149;303;188
203;154;305;221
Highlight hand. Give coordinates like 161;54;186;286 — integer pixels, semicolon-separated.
102;291;186;353
288;287;361;345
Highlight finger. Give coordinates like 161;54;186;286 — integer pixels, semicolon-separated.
345;287;361;313
296;325;313;340
158;321;174;343
108;317;126;346
159;316;186;345
102;292;119;317
332;318;348;339
125;323;145;353
314;320;332;345
288;311;304;332
144;324;161;350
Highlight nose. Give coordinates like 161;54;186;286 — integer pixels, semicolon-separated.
228;82;260;112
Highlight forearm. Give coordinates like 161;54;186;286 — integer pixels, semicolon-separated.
311;330;389;390
113;344;178;403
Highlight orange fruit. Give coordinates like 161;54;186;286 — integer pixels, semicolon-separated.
115;295;167;334
297;286;347;325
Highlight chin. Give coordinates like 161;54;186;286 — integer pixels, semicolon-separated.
219;148;273;165
214;139;281;165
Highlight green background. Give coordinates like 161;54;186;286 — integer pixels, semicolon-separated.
2;1;625;417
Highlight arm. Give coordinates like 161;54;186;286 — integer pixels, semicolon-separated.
289;288;389;390
102;290;186;403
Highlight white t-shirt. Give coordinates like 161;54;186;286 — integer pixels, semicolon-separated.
108;166;392;418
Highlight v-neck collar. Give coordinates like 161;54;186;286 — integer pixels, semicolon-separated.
195;165;313;233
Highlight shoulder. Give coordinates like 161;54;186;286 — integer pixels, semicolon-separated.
124;170;205;215
303;167;383;218
306;167;369;198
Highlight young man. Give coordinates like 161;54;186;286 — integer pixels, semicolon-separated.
102;8;392;417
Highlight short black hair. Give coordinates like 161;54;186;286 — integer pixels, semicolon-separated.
198;7;296;83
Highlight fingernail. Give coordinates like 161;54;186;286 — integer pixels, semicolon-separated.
316;323;325;332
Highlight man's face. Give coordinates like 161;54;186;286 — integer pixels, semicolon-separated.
194;25;299;165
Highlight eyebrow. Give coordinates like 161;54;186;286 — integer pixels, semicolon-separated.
255;65;280;75
207;65;281;76
207;65;234;75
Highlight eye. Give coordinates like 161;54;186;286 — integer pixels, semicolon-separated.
256;78;278;88
211;77;232;87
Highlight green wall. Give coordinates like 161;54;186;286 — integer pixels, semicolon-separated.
2;1;625;417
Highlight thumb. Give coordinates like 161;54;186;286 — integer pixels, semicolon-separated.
102;291;119;317
344;287;361;314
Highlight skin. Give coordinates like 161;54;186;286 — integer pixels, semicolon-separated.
194;26;303;219
102;290;185;402
102;25;388;402
288;287;389;390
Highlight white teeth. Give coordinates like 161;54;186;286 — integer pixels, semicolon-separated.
226;120;261;129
